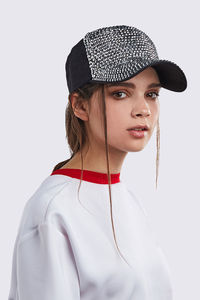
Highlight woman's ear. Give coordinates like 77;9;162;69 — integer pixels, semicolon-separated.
70;93;89;121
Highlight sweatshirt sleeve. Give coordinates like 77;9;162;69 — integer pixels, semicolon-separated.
9;222;80;300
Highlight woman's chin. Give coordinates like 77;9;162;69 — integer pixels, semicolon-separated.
127;141;148;152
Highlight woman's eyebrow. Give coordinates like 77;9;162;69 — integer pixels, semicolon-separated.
105;82;162;89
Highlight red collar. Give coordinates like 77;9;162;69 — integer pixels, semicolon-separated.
50;168;120;184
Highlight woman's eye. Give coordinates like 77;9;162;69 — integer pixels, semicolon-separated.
147;91;160;99
111;90;159;100
112;91;127;99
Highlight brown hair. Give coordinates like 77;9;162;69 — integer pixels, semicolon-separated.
52;82;160;267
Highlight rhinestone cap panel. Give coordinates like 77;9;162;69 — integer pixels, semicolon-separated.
83;25;160;82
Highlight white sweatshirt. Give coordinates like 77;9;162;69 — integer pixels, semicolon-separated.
8;168;173;300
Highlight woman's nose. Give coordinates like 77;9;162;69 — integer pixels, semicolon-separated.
131;99;151;118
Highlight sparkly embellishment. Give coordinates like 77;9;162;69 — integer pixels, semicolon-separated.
83;25;160;82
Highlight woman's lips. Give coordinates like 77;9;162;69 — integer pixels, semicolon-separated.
128;129;148;138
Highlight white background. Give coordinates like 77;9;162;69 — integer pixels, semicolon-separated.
1;0;199;299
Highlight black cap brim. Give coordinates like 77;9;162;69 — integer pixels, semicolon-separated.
88;59;187;93
149;60;187;92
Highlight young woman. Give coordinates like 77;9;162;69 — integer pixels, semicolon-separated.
8;25;187;300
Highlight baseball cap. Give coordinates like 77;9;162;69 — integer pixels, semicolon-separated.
65;25;187;94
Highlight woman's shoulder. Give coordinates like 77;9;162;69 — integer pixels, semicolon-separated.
16;174;73;241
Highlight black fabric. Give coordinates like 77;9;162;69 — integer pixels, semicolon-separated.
65;39;92;93
151;60;187;92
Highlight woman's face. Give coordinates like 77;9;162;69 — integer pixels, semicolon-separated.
85;66;161;154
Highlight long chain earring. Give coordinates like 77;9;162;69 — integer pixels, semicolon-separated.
156;117;160;190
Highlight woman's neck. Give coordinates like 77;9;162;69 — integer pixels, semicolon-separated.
59;149;126;174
